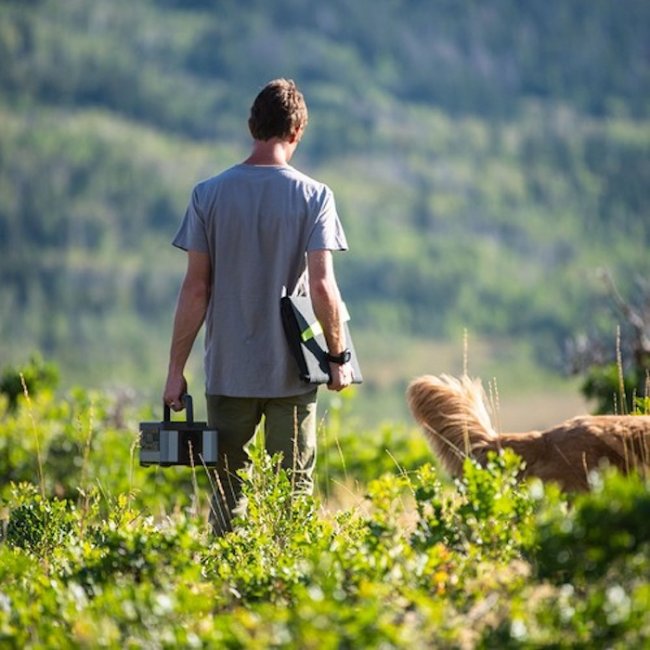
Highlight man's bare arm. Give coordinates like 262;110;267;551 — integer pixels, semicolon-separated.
163;251;211;409
307;249;352;391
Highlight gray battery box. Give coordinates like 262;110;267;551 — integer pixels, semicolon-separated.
139;395;218;467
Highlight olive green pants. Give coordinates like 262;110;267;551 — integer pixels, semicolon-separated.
206;389;318;535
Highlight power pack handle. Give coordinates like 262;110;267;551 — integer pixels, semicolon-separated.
163;394;194;424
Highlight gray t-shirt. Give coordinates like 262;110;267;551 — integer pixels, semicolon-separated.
172;163;348;397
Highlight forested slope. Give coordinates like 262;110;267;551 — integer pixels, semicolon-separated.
1;0;648;408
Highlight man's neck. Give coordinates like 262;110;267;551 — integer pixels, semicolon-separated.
243;138;296;166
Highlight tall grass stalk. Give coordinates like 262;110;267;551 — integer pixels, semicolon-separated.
128;437;139;506
77;400;96;535
201;458;224;531
488;377;503;437
318;414;331;501
462;329;470;456
291;406;298;496
19;373;45;499
616;325;627;415
188;441;200;518
463;327;469;377
334;433;348;485
207;462;231;534
79;400;95;493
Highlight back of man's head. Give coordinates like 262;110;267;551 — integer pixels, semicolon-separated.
248;78;308;141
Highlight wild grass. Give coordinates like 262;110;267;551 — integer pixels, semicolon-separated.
0;386;649;648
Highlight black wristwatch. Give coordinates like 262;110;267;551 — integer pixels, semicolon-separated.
327;348;352;365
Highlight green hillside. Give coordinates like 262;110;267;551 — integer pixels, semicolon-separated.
1;0;648;419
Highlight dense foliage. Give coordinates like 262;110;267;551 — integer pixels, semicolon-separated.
1;386;649;648
0;0;648;409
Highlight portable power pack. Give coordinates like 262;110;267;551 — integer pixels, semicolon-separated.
139;395;218;467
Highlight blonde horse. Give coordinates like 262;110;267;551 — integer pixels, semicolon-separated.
407;374;650;491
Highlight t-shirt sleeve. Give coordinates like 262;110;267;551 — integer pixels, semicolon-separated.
172;187;210;253
306;186;349;252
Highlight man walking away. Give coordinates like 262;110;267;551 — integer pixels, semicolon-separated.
163;79;353;534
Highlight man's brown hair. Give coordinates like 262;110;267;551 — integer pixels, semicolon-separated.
248;78;308;141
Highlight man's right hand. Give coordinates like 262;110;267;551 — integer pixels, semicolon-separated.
328;362;353;392
163;373;188;411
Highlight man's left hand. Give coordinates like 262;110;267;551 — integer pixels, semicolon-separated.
327;362;353;392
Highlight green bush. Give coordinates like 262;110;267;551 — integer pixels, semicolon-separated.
533;470;650;584
5;484;74;555
1;388;649;648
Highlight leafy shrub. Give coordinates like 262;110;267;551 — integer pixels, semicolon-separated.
532;470;650;584
1;388;650;648
412;450;536;562
4;483;74;554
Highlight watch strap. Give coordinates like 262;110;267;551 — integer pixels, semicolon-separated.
327;349;352;364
